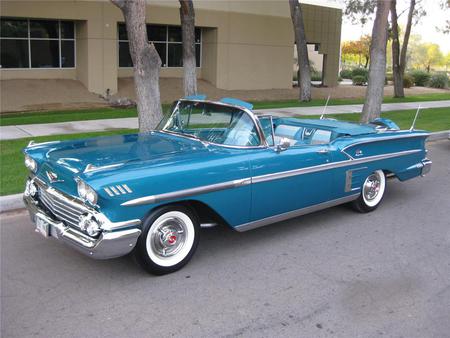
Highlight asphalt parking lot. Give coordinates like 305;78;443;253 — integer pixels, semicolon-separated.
1;140;449;338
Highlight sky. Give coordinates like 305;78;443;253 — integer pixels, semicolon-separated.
335;0;450;54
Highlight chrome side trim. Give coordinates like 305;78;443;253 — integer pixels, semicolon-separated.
121;149;421;207
340;133;429;154
121;177;252;207
234;194;360;232
94;213;142;232
84;163;124;173
27;140;61;148
344;167;368;192
345;170;353;192
200;222;218;228
252;149;422;184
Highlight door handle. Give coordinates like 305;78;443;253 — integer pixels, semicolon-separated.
317;148;329;154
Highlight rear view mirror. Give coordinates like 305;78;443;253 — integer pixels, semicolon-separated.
276;137;291;153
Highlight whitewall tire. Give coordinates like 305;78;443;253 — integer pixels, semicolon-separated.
135;206;199;275
352;170;386;213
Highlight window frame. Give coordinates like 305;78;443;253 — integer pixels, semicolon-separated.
0;17;76;70
117;23;202;69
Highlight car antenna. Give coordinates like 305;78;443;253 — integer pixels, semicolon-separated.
320;95;331;120
409;105;421;131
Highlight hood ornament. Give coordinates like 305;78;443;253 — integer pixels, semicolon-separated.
46;170;64;183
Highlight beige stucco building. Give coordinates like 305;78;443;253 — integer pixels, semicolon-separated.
0;0;342;96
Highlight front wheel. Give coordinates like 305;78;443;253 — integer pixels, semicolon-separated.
351;170;386;213
134;206;199;275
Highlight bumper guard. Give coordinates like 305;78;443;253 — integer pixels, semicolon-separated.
421;158;432;176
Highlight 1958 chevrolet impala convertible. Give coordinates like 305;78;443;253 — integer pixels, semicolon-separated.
23;96;431;274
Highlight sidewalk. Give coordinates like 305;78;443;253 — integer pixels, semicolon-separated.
1;100;449;140
259;100;450;117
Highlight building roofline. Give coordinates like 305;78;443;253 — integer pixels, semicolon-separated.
300;0;343;10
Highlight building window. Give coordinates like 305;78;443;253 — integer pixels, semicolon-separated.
0;18;76;69
118;23;201;68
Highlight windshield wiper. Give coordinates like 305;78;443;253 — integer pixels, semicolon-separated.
159;129;203;142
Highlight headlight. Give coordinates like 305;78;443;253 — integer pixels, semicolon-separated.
79;214;101;237
24;155;37;172
77;179;98;205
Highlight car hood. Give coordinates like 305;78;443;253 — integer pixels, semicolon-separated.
45;132;209;172
26;132;211;195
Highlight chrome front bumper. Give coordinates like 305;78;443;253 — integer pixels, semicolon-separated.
24;193;142;259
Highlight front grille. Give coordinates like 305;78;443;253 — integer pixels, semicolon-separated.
38;187;86;229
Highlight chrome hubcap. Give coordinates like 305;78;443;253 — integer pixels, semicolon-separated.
150;217;186;258
363;173;381;201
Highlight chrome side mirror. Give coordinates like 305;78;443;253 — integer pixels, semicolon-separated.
276;137;290;153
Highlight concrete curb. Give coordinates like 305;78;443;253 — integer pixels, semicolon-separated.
427;130;450;142
0;193;24;213
1;130;449;214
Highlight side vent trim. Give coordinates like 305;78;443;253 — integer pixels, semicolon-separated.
104;184;133;196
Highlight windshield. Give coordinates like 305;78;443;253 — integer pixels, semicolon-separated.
156;101;262;147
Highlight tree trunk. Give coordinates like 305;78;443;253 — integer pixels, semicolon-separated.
391;0;415;98
111;0;162;132
289;0;311;102
361;0;391;123
400;0;415;75
179;0;197;96
391;0;404;97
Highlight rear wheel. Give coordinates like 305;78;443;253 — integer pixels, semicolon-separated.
134;206;199;275
352;170;386;213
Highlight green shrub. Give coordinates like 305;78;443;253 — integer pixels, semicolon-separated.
403;74;414;88
311;72;322;81
338;76;343;82
351;68;369;82
386;72;393;82
340;69;353;79
409;70;431;86
293;72;298;82
428;73;449;88
352;75;367;86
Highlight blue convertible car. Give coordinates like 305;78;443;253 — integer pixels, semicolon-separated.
23;97;431;274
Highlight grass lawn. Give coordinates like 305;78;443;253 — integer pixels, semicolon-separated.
302;107;450;132
0;129;135;197
0;107;448;196
252;92;450;110
1;92;449;126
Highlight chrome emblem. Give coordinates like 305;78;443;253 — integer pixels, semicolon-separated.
46;171;63;183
